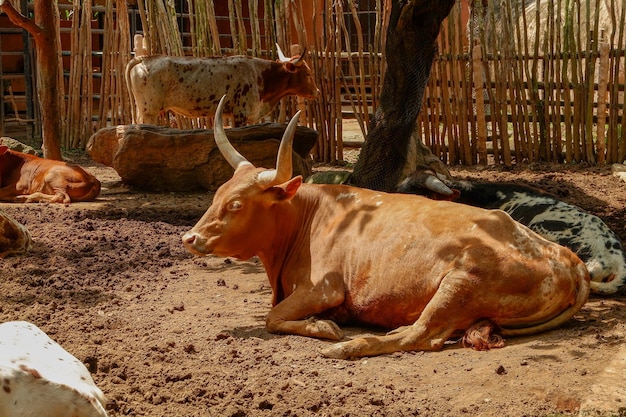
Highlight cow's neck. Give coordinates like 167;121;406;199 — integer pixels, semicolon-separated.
0;152;25;188
259;64;291;107
255;186;321;306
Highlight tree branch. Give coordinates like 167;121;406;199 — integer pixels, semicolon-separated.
0;1;43;38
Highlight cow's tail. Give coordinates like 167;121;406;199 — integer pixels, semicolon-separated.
500;264;591;338
590;270;626;296
124;56;143;124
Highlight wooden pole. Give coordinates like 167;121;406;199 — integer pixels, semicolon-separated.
65;1;80;149
595;36;609;165
472;44;488;165
0;0;64;159
551;0;563;162
583;0;600;163
609;0;625;163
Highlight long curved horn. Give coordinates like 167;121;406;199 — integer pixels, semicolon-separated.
275;43;289;63
214;95;252;170
257;111;301;187
424;175;454;196
292;46;306;66
276;44;307;66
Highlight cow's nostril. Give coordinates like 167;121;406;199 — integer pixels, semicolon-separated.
182;233;196;246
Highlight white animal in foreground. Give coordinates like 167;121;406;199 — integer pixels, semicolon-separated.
0;321;108;417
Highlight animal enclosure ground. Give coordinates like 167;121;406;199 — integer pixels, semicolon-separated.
1;153;626;417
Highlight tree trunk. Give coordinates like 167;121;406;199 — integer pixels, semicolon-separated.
33;1;62;160
0;0;63;160
348;0;454;191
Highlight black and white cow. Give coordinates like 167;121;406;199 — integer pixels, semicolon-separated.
397;168;626;295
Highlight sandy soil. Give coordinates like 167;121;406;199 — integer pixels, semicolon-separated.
1;151;626;417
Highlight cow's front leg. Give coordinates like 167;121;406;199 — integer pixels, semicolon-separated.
0;185;19;201
265;284;345;340
15;191;67;204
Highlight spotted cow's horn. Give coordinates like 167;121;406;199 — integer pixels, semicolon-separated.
214;95;252;171
292;46;306;66
276;43;290;63
276;43;306;66
257;111;301;187
424;175;454;196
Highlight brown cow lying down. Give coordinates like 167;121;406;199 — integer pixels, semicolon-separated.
0;210;32;258
0;145;101;203
183;97;590;359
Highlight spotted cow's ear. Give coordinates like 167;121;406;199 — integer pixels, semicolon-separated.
269;176;302;202
284;62;297;73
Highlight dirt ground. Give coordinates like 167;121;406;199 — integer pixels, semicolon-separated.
1;147;626;417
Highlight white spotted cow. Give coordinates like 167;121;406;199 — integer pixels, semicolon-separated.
125;44;319;126
182;97;590;359
397;168;626;295
0;321;108;417
0;210;32;258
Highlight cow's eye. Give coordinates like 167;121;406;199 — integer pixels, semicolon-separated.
227;200;243;211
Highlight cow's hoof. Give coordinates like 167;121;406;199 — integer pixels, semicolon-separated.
306;318;344;340
321;342;351;359
322;343;345;359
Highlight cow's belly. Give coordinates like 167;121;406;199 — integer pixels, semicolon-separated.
323;291;432;329
316;237;449;329
167;103;216;118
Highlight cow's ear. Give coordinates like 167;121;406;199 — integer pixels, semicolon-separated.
284;62;297;73
431;189;461;201
269;175;302;202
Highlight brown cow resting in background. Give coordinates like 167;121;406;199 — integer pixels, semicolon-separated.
182;97;590;359
0;145;101;203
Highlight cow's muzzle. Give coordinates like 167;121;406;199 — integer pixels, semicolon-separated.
182;232;209;256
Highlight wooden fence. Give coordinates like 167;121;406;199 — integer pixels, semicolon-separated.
421;0;626;166
50;0;625;165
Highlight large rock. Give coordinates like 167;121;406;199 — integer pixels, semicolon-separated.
0;137;38;155
87;124;317;192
